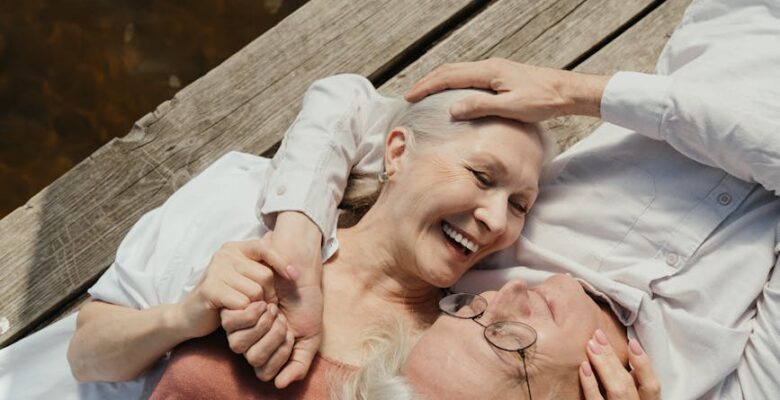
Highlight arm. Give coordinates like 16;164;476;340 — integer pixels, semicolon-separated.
68;239;286;382
600;72;780;196
258;74;391;244
67;300;192;382
245;75;391;386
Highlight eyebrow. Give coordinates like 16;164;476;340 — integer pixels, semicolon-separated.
472;153;539;198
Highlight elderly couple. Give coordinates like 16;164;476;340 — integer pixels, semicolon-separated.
2;0;779;399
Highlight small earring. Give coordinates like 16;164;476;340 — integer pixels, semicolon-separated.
378;171;388;183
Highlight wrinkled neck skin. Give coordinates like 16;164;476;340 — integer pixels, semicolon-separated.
319;210;441;364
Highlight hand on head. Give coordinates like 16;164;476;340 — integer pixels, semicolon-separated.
580;331;660;400
404;58;610;122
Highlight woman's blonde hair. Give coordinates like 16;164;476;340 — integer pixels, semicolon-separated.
338;90;555;227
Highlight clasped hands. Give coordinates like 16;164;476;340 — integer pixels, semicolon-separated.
177;228;323;389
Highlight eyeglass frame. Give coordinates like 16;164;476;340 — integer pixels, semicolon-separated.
439;291;536;400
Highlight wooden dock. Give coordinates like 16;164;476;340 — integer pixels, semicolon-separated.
0;0;691;348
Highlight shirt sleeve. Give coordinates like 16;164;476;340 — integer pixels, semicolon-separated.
601;72;780;196
257;74;394;249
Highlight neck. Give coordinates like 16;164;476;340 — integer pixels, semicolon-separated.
325;220;441;320
318;216;441;364
598;302;629;363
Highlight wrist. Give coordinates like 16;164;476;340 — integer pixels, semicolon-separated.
275;212;323;280
167;295;207;341
558;71;611;118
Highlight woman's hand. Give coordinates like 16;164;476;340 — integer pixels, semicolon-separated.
177;238;288;339
254;213;325;389
404;58;611;122
221;301;295;382
580;330;661;400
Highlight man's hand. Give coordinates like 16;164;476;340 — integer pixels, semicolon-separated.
404;58;611;122
220;212;324;389
177;239;288;339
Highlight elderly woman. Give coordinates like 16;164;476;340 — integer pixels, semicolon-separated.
213;0;780;396
61;85;551;399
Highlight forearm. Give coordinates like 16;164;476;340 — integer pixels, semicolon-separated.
67;300;193;382
274;211;322;285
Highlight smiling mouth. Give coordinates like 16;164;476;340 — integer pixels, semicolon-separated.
441;221;479;256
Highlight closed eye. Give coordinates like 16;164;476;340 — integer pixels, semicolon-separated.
510;200;528;215
469;167;494;187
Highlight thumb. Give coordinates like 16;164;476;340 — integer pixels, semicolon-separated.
273;336;321;389
450;92;516;120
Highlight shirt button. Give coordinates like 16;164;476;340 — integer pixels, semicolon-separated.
665;252;679;267
717;192;732;206
276;186;286;196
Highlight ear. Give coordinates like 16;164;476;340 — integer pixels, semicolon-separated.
384;127;412;178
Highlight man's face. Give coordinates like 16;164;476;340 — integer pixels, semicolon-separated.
402;275;625;399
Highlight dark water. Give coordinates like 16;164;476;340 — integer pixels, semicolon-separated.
0;0;307;218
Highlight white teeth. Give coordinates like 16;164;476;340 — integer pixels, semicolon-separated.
441;222;480;253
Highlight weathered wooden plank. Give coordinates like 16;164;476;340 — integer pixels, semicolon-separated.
0;0;485;348
547;0;692;150
381;0;661;95
1;0;688;345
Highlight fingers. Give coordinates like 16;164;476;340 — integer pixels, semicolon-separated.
586;329;638;400
245;309;290;372
226;303;279;354
450;92;518;120
404;60;497;102
274;335;322;389
580;361;604;400
628;340;661;400
234;259;277;303
255;329;295;382
231;239;292;281
221;301;267;333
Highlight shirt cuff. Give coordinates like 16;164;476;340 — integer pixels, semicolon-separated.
259;170;339;243
600;71;673;140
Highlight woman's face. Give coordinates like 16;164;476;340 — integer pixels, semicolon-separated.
402;275;626;399
381;119;544;288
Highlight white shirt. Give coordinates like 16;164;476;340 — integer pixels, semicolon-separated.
0;152;274;399
257;1;780;398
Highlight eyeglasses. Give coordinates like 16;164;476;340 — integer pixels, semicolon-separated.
439;292;537;400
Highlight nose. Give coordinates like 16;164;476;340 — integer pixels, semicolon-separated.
474;193;508;237
483;279;532;323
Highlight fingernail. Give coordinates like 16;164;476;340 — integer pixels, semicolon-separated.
286;265;300;281
595;329;609;345
629;339;644;355
581;361;593;377
588;339;602;355
269;303;278;316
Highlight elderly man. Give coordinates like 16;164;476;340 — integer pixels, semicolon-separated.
253;0;780;398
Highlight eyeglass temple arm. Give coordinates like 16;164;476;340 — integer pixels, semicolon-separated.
519;350;532;400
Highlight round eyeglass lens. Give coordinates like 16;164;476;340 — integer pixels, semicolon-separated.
439;293;488;318
484;321;537;351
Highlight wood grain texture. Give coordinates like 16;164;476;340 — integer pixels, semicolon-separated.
0;0;483;348
546;0;693;150
380;0;658;95
0;0;692;346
